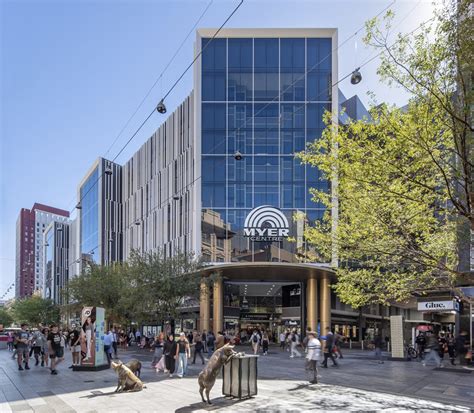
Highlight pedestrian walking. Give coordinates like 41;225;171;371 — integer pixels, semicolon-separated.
30;327;44;366
321;327;338;368
112;328;119;359
7;332;14;351
216;331;225;350
262;332;269;355
279;331;286;350
163;333;177;377
135;329;141;347
15;324;30;371
305;331;322;384
374;334;384;364
422;331;443;368
47;324;64;375
176;332;191;378
201;330;207;353
447;333;456;365
334;332;344;359
151;333;164;368
290;330;301;358
103;329;114;365
69;326;81;368
41;327;50;367
192;335;205;365
251;330;261;355
206;331;216;357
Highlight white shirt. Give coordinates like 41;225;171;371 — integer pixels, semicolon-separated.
306;337;322;361
279;333;286;342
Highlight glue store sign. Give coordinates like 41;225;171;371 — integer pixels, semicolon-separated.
417;300;456;312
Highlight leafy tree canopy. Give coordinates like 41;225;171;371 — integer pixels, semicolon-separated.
299;1;472;307
10;296;60;326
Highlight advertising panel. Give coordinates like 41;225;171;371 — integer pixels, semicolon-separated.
80;306;106;367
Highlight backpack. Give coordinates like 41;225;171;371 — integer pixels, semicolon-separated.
252;335;258;343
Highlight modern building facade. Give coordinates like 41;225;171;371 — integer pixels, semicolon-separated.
15;203;69;298
73;28;424;340
120;29;339;337
42;221;70;305
76;157;123;269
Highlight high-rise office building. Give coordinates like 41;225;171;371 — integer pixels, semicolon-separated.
76;157;122;269
15;203;69;298
42;221;70;304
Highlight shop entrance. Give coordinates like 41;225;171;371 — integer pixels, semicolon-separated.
223;281;303;343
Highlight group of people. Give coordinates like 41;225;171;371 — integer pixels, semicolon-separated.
415;330;471;368
8;323;83;375
146;330;228;379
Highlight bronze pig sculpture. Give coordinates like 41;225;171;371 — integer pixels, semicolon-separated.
125;358;142;378
111;361;145;393
198;344;241;404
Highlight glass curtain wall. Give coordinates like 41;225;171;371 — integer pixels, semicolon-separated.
201;37;331;263
80;167;99;263
44;228;54;300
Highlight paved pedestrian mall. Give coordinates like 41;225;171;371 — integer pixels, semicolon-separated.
1;346;473;412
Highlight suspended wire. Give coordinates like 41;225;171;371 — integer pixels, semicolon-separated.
124;12;438;231
65;0;244;217
103;0;214;160
162;0;244;102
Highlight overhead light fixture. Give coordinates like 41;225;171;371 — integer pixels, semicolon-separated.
75;203;82;210
104;165;113;176
173;195;180;200
135;221;141;226
234;151;243;161
350;67;362;85
156;99;167;114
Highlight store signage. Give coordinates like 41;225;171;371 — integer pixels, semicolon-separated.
417;300;458;312
243;206;289;241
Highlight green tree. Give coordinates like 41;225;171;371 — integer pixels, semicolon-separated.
124;250;202;325
299;1;473;307
67;263;128;326
11;296;60;326
0;307;13;327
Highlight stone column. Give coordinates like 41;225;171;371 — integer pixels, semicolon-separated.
212;274;223;333
320;274;331;334
306;277;318;332
199;278;210;332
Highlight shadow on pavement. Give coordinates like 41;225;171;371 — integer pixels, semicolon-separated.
175;396;248;413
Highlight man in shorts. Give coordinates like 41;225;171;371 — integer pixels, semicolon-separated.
69;326;81;368
15;323;30;371
47;324;64;375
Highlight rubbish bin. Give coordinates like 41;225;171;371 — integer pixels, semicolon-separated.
222;354;258;399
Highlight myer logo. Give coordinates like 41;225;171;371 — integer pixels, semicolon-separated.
243;206;289;242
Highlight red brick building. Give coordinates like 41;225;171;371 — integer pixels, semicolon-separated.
15;203;69;298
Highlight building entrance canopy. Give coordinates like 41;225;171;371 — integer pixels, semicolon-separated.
198;262;335;336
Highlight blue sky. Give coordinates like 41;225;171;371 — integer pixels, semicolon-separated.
0;0;435;299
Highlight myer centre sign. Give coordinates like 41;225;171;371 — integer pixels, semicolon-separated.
243;206;289;242
417;300;459;312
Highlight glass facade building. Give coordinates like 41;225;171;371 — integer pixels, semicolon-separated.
80;166;100;263
200;35;332;263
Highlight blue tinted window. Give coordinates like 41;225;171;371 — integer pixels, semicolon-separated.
202;38;226;71
202;156;226;183
254;39;279;70
228;104;252;154
307;71;331;101
203;72;226;101
307;103;330;129
280;39;305;70
228;39;252;70
281;131;305;154
307;38;331;72
202;104;226;130
254;156;279;182
202;183;226;207
228;156;252;183
255;184;279;206
281;157;304;182
80;167;99;262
